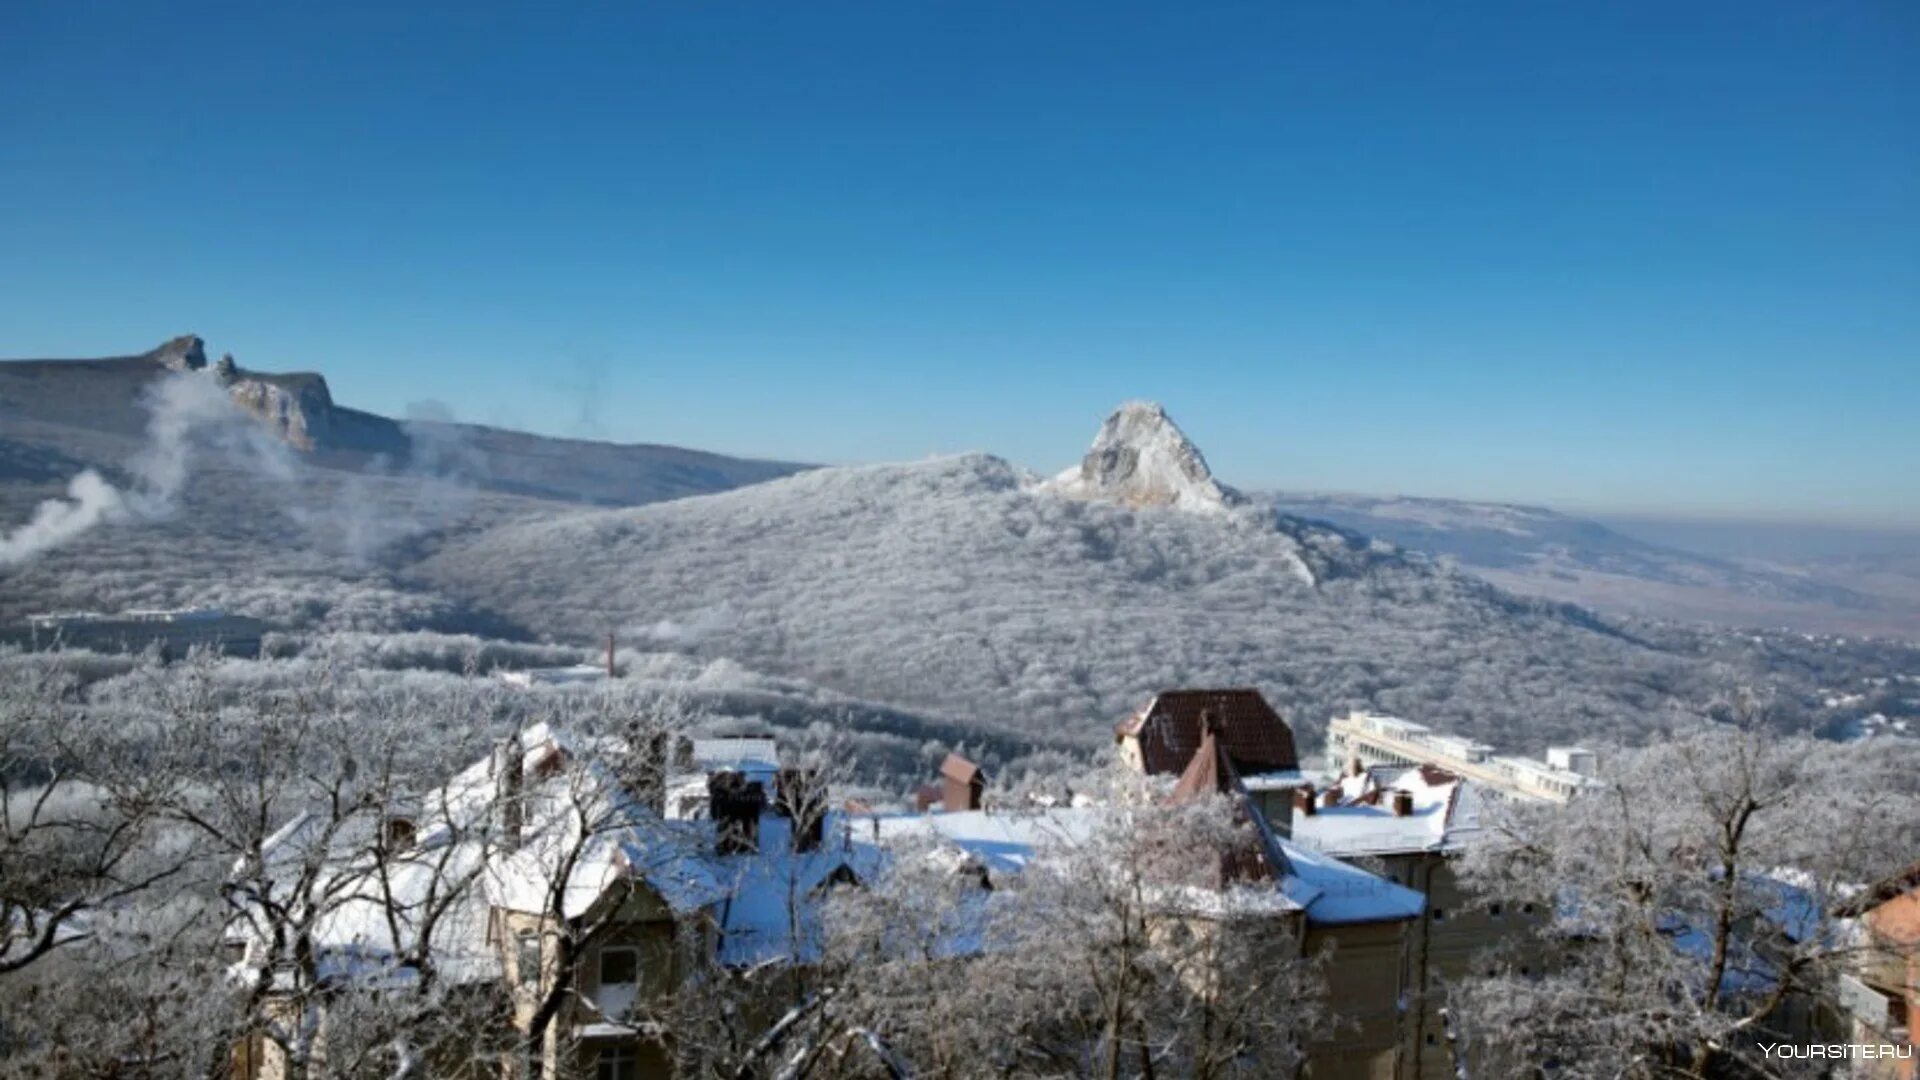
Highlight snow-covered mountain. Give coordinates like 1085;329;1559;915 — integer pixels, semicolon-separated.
420;407;1756;753
1039;401;1240;513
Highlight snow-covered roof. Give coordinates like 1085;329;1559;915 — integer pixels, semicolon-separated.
496;664;613;688
711;815;868;967
1276;839;1425;925
1240;769;1308;792
687;737;780;779
862;805;1418;926
1291;765;1484;857
233;723;734;989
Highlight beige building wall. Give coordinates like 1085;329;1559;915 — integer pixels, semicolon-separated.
1305;920;1412;1080
493;885;691;1080
1388;854;1548;1079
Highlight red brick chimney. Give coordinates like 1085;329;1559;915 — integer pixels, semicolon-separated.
1391;789;1414;817
606;633;617;678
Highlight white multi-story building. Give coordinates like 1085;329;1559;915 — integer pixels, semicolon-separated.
1324;710;1594;804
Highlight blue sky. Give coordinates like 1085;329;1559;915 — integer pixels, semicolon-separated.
2;2;1915;524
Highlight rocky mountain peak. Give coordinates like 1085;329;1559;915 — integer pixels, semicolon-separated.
146;334;207;372
1044;401;1240;512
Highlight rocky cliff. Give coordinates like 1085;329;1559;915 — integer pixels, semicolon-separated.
1041;401;1241;513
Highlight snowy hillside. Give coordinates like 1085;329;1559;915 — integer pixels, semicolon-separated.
421;446;1718;752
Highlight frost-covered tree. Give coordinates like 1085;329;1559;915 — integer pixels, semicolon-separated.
1451;712;1920;1079
0;652;182;975
693;783;1325;1080
44;650;510;1078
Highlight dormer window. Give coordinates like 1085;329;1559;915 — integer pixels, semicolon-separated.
384;816;416;850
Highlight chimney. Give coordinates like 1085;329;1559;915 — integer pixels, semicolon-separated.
940;753;985;813
606;633;617;679
1391;789;1414;817
1293;784;1317;817
708;771;766;855
494;734;525;851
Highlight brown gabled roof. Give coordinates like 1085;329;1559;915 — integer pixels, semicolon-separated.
1163;725;1291;887
1119;688;1297;776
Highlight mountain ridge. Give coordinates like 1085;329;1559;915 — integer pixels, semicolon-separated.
0;336;812;507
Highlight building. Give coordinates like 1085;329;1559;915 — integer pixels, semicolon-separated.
1115;690;1431;1078
4;607;267;656
1838;860;1920;1079
1115;688;1307;828
225;703;1437;1080
1290;761;1554;1079
1324;710;1594;803
225;724;858;1080
895;718;1425;1080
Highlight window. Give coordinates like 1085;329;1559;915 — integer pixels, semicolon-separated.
1431;908;1446;922
595;946;642;1020
1488;902;1502;917
1521;903;1536;916
385;816;416;849
515;930;541;989
599;947;639;986
1426;1034;1437;1046
595;1046;636;1080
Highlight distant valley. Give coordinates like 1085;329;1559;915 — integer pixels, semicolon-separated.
1268;492;1920;639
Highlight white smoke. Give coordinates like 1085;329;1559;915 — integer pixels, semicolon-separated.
0;370;292;567
309;399;489;562
0;469;128;566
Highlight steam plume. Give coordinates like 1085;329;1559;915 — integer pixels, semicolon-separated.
0;371;288;567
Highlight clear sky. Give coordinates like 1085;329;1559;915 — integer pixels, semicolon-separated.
2;2;1915;524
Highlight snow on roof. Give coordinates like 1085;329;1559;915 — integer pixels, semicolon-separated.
871;806;1101;877
1292;766;1483;857
496;664;611;688
237;722;730;989
711;815;867;967
1239;769;1308;792
1275;839;1424;925
687;737;781;779
863;806;1423;925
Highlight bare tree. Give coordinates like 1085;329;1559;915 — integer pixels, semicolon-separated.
1451;716;1920;1079
705;778;1326;1080
72;649;508;1079
0;652;182;976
